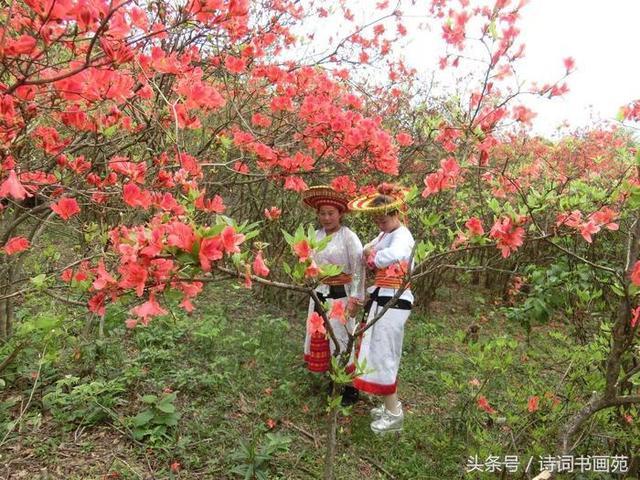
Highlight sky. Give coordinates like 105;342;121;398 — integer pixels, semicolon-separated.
515;0;640;136
396;0;640;137
301;0;640;138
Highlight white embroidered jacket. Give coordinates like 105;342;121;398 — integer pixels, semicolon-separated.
365;225;415;304
313;226;366;301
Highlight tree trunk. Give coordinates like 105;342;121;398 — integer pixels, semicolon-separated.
323;389;338;480
558;216;640;454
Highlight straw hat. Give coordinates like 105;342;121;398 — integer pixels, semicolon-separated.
301;185;349;212
347;183;408;215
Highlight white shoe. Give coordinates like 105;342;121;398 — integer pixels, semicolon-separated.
370;406;403;434
370;404;385;420
371;401;402;420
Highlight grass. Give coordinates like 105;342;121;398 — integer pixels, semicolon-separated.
1;281;634;479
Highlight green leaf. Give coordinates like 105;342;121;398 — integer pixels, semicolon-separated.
611;283;624;297
156;401;176;414
161;412;180;426
102;125;118;138
30;274;47;288
141;394;158;404
202;224;226;238
33;314;60;332
244;230;260;241
282;262;291;275
487;198;501;214
488;20;498;39
319;264;342;278
132;409;154;427
282;230;294;246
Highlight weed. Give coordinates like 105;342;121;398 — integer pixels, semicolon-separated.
230;432;292;480
130;391;181;444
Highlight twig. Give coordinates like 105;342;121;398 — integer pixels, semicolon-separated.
43;288;86;306
211;266;311;294
282;420;317;445
115;457;144;480
94;401;146;447
0;343;47;447
360;455;397;480
0;341;27;373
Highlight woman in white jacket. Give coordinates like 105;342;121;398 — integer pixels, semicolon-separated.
348;184;414;434
301;186;365;404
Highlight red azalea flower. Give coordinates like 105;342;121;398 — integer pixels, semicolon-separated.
253;251;270;277
2;236;30;255
307;311;325;334
293;239;311;262
199;236;223;272
51;197;81;220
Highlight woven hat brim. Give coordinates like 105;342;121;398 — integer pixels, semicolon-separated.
302;186;349;211
347;190;407;215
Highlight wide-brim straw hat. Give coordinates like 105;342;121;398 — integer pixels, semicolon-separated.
348;185;409;216
302;185;350;212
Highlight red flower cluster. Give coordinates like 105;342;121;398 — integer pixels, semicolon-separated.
489;216;525;258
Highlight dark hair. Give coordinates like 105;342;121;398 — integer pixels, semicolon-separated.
370;183;402;214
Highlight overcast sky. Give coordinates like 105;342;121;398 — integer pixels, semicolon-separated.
302;1;639;137
515;0;640;136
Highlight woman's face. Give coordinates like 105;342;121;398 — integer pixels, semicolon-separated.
317;205;342;232
373;213;400;233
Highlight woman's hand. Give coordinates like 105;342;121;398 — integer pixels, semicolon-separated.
347;297;362;318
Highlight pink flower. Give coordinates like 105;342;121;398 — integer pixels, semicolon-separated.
130;294;167;325
527;395;539;413
51;197;81;220
330;176;357;196
92;260;116;290
489;217;525;258
60;269;73;282
253;251;270;277
88;293;106;317
477;395;496;414
195;194;225;213
396;132;413;146
3;236;30;255
563;57;575;72
632;306;640;328
465;217;484;236
304;260;320;278
630;261;640;286
284;176;307;192
199;236;223;272
118;262;148;297
307;311;325;334
590;207;618;231
224;55;247;74
221;226;245;254
293;239;311;262
329;300;346;324
0;170;31;200
264;206;282;220
579;220;600;243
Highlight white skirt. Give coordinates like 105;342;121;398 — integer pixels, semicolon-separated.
353;300;410;395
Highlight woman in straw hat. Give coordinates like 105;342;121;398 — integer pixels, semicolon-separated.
348;183;415;434
301;185;365;404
